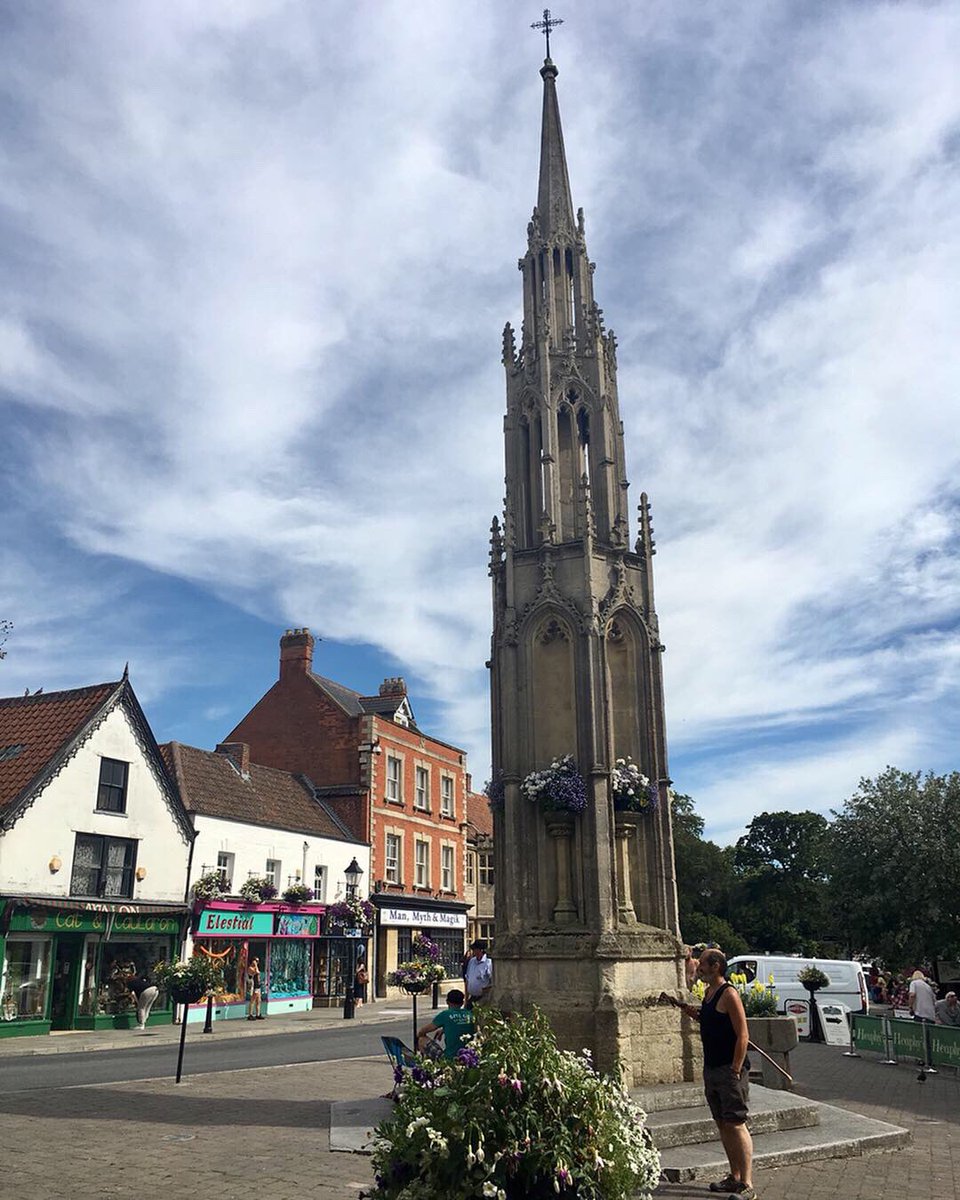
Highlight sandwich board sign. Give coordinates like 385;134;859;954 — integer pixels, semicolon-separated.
785;998;810;1038
819;1002;852;1047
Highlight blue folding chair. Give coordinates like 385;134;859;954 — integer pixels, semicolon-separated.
381;1035;418;1070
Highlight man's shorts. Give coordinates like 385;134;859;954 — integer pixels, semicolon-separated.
703;1063;750;1124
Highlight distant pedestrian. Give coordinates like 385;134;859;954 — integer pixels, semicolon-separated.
354;959;369;1007
909;970;936;1023
127;971;158;1030
684;946;699;990
935;991;960;1027
246;957;263;1020
464;939;493;1008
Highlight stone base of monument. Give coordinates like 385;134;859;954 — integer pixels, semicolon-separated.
635;1082;910;1182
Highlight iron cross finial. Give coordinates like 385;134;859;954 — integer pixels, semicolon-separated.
531;8;563;60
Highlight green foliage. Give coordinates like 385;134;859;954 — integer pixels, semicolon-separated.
370;1008;661;1200
683;912;749;958
797;966;830;990
153;955;224;995
672;793;749;953
829;768;960;964
728;972;779;1017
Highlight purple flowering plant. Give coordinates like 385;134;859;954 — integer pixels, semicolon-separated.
325;896;375;930
369;1008;660;1200
610;758;659;814
238;875;278;902
484;772;506;811
521;755;588;813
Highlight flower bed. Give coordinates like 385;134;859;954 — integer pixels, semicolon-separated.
370;1008;660;1200
729;971;779;1017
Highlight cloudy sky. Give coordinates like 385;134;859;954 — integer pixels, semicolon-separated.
2;1;958;843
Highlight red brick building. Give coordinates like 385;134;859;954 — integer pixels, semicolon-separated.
224;629;470;993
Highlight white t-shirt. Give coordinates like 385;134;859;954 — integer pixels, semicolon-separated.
909;977;936;1020
464;955;493;998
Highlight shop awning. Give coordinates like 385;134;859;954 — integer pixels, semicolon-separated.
3;896;189;916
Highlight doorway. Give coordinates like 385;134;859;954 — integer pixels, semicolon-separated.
50;935;83;1030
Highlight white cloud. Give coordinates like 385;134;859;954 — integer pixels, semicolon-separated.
2;1;959;837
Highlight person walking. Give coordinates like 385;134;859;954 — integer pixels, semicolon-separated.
677;948;756;1200
354;958;369;1008
464;939;493;1009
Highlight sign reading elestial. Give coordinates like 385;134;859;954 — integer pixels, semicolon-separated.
196;910;274;936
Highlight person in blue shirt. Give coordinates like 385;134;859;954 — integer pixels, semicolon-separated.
417;988;475;1059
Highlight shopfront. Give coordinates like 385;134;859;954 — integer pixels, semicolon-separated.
0;900;184;1037
189;901;367;1022
371;895;470;997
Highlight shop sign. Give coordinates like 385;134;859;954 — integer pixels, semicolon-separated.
377;907;467;929
276;913;320;938
930;1026;960;1070
10;909;179;936
784;999;809;1039
196;910;274;936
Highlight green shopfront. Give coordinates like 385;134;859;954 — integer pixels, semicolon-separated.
0;899;185;1037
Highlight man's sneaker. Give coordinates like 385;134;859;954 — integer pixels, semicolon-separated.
709;1178;738;1194
728;1185;756;1200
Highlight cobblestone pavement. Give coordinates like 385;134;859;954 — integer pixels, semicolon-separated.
1;1036;957;1199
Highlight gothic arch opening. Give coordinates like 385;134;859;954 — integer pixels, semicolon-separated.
605;613;651;771
557;405;576;539
530;614;576;766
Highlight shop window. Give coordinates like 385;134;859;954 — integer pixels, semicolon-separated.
385;833;401;883
82;938;173;1015
386;755;402;802
478;852;494;886
415;840;430;888
265;859;281;888
96;757;129;814
1;936;51;1021
466;851;475;886
314;864;328;902
216;851;234;891
415;766;430;811
70;833;137;898
441;776;455;817
269;940;310;995
441;845;455;892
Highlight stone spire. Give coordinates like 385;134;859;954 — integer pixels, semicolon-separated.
536;59;576;240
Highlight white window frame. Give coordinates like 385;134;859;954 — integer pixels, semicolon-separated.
478;852;494;886
385;833;402;884
265;859;281;888
414;840;430;888
385;755;403;803
414;765;430;811
441;844;454;892
313;864;328;902
216;851;234;891
440;775;455;818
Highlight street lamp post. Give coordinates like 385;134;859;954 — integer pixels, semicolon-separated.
342;857;363;1020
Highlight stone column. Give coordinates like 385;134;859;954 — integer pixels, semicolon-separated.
546;813;578;925
614;814;637;924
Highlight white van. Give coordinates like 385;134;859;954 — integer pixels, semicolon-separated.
726;955;869;1015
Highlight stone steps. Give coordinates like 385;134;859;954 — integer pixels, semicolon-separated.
633;1083;910;1183
644;1088;819;1149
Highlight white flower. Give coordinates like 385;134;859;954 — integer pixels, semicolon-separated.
482;1184;499;1198
476;1146;485;1163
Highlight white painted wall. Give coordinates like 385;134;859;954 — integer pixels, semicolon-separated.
0;702;191;901
189;814;369;903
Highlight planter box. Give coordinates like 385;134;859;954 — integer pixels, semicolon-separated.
747;1016;798;1091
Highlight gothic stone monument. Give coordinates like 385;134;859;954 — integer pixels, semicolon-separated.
488;53;698;1087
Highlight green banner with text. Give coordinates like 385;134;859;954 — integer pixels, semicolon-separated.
851;1014;885;1054
930;1025;960;1070
889;1018;926;1061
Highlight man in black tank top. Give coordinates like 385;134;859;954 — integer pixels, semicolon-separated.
679;949;756;1199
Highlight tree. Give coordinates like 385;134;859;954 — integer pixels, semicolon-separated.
732;811;831;953
0;619;10;660
672;792;747;953
829;768;960;966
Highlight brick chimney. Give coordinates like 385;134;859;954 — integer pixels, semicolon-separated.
280;627;315;679
378;676;407;697
215;742;250;776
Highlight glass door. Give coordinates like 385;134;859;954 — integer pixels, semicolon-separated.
50;935;83;1029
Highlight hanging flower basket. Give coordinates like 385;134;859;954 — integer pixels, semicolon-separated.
191;870;227;901
325;896;375;932
282;883;315;905
610;758;659;813
484;771;506;811
522;756;587;813
239;876;278;903
154;956;224;1005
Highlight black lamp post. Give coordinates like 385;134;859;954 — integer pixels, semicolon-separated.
342;857;363;1020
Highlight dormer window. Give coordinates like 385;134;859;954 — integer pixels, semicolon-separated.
96;757;129;814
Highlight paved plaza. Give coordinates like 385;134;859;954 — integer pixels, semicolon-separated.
1;1016;957;1199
